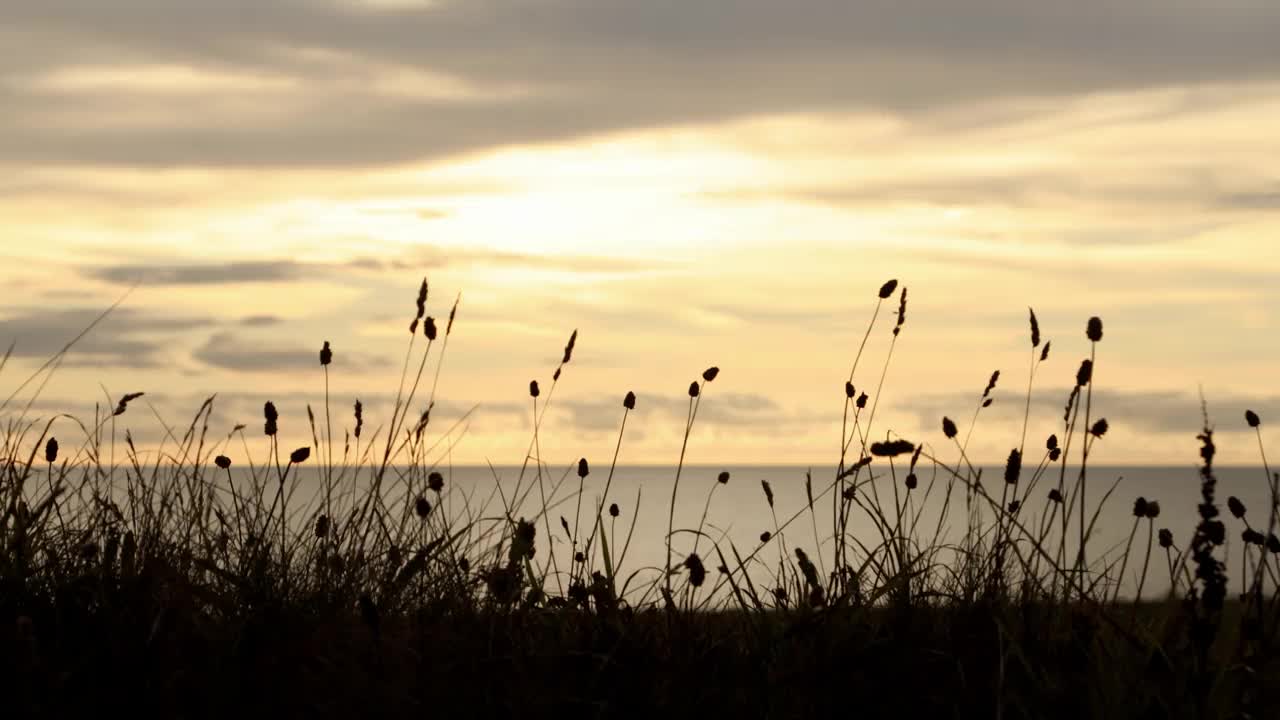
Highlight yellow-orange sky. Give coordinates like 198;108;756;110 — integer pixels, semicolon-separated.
2;0;1278;466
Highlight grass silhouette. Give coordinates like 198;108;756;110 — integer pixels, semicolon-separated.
1;276;1278;718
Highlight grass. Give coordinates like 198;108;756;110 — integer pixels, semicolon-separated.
2;276;1279;718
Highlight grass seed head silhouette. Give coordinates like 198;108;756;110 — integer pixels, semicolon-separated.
1245;409;1261;427
428;471;444;493
44;437;58;463
1227;496;1246;519
942;416;958;439
1004;449;1021;484
1029;307;1041;347
320;340;332;366
1076;360;1093;387
878;279;898;298
624;391;636;409
1087;316;1104;342
215;455;231;470
870;440;914;458
264;401;278;436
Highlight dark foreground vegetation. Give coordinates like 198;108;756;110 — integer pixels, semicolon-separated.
2;279;1279;718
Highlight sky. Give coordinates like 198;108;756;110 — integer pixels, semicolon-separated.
2;0;1278;468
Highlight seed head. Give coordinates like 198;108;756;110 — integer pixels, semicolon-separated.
718;471;730;485
1145;501;1160;519
609;503;619;518
982;370;1000;398
1245;410;1261;428
1268;534;1280;554
702;366;720;382
415;496;432;518
856;392;868;409
893;286;907;336
414;278;428;318
1029;307;1041;348
905;473;918;490
1133;497;1149;518
428;471;444;493
574;551;585;563
683;553;706;587
45;437;58;464
942;417;958;440
315;514;330;538
1243;528;1266;546
215;455;231;470
1004;448;1022;484
354;399;364;439
320;341;332;366
290;447;310;464
1159;528;1173;548
870;439;915;458
577;458;589;478
1048;488;1064;504
1008;500;1021;513
113;392;144;416
1049;447;1061;462
845;381;855;399
878;279;898;299
529;380;541;398
1090;418;1109;437
264;401;279;436
761;479;774;508
562;329;578;364
1047;434;1059;451
688;381;700;398
423;316;437;341
1076;360;1093;387
1040;340;1051;362
623;391;636;410
1228;496;1246;519
1086;316;1103;342
760;531;772;543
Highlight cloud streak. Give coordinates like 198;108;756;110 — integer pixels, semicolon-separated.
4;1;1279;169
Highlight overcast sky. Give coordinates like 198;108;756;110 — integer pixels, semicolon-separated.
2;0;1278;467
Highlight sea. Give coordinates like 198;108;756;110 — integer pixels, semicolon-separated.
198;462;1275;603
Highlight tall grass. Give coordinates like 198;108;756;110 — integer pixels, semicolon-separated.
1;276;1277;718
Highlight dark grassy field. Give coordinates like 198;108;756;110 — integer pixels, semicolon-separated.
2;278;1278;718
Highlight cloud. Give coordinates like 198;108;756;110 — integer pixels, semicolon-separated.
191;332;394;373
556;391;786;434
84;247;667;287
0;306;210;368
88;260;309;286
899;386;1280;437
4;1;1279;169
